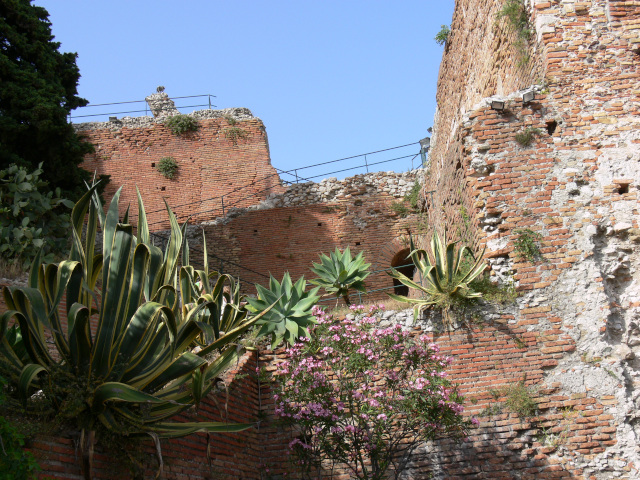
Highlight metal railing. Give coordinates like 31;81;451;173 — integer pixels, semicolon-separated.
143;144;422;229
69;94;217;121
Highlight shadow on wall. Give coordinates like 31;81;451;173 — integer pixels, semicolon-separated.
391;248;415;296
198;204;420;303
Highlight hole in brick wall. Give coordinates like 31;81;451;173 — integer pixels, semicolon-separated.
254;229;258;233
317;223;322;226
455;160;462;170
151;162;156;167
354;200;363;206
391;248;415;297
160;186;165;191
546;120;557;136
618;184;630;194
355;242;361;246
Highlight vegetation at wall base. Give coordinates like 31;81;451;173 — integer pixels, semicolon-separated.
0;377;41;480
388;233;486;328
157;156;178;179
0;185;278;479
310;247;371;306
435;24;451;46
273;306;473;480
165;114;200;135
0;0;108;201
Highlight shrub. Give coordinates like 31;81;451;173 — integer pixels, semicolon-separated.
273;307;473;479
310;247;371;306
157;156;178;179
165;114;199;135
435;24;451;45
388;233;486;327
0;163;73;269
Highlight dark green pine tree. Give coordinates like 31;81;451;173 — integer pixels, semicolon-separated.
0;0;104;199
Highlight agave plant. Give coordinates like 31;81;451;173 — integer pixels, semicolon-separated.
245;273;320;349
0;186;272;479
388;232;486;327
310;247;371;306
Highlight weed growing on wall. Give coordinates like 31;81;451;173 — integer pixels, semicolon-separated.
157;156;178;179
390;201;411;217
496;0;531;66
390;180;422;217
502;380;537;418
469;274;518;305
224;126;248;145
513;228;542;262
223;114;237;125
515;127;541;147
435;24;451;45
165;114;200;135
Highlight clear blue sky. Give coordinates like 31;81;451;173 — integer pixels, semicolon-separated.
37;0;454;182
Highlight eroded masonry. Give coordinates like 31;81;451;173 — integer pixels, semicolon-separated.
11;0;640;478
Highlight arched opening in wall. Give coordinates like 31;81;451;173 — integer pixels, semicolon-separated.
391;248;415;297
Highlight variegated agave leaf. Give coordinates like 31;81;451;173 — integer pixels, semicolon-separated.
0;185;262;480
388;232;486;328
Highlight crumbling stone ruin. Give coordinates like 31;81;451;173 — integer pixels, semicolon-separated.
6;0;640;478
417;0;640;478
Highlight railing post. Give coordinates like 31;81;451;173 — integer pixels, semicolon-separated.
364;155;369;173
295;170;299;184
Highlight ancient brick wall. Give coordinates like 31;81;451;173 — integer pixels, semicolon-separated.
421;0;640;478
173;172;423;304
77;107;284;230
28;351;274;480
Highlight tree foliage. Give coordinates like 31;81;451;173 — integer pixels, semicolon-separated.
0;0;106;199
0;163;73;269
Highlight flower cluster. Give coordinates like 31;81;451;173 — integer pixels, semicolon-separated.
273;307;472;479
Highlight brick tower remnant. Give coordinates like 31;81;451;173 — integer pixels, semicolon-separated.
419;0;640;478
76;89;284;229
